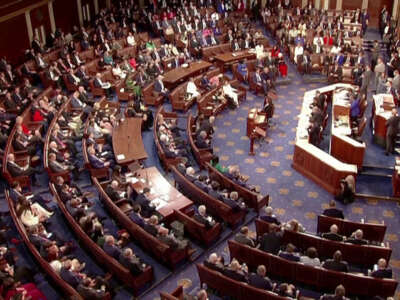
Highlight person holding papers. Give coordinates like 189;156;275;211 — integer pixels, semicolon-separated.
222;80;239;108
186;77;200;100
94;73;112;99
154;75;170;102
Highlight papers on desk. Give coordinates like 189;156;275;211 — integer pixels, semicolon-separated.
232;53;237;57
151;198;168;210
126;177;138;184
117;154;125;160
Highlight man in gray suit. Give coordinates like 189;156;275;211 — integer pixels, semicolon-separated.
360;65;373;98
234;226;256;247
392;70;400;91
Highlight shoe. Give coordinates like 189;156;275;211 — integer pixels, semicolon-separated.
385;152;389;156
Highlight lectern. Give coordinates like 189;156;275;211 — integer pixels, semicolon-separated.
247;108;268;137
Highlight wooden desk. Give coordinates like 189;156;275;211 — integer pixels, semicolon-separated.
214;51;256;72
372;94;395;147
162;60;212;88
113;118;148;165
246;108;267;137
130;167;193;218
294;84;358;195
330;89;365;169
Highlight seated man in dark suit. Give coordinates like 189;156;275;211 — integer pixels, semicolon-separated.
234;226;256;247
223;259;248;282
154;75;170;102
322;250;349;272
87;146;114;169
143;215;159;236
196;130;210;149
322;200;344;219
260;206;280;225
118;248;145;275
260;223;283;255
204;252;225;273
60;260;82;287
370;258;392;279
320;284;350;300
194;205;215;229
77;277;107;300
6;153;39;186
278;243;300;262
248;265;273;291
322;224;344;242
185;166;198;182
128;205;145;228
222;191;246;212
193;175;209;193
134;187;156;218
157;227;187;250
105;180;125;202
345;229;368;245
103;235;122;260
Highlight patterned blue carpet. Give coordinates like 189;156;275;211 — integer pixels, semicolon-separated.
141;63;400;299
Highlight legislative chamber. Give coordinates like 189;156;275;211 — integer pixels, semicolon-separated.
0;0;398;299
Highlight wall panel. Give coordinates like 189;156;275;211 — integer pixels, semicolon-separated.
342;0;362;10
0;14;29;65
53;0;79;33
368;0;392;28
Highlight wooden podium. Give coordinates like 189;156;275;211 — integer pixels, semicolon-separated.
247;108;268;137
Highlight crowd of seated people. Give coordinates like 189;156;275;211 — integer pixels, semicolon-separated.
204;252;300;299
0;241;47;300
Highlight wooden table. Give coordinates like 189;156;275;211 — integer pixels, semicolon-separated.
214;50;256;72
372;94;395;147
112;118;148;165
130;167;193;218
162;60;212;88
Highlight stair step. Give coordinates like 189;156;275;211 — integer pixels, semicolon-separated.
359;171;392;178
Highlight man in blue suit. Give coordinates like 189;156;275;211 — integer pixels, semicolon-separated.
248;265;273;291
103;235;122;260
154;75;170;102
128;205;145;227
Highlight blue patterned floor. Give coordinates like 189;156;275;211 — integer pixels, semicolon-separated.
141;62;400;299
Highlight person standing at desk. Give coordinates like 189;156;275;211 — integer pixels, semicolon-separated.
385;108;400;156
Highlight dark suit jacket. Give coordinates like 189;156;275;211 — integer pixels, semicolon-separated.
7;161;25;177
88;154;105;169
60;268;81;287
103;243;122;260
49;160;67;173
260;215;280;225
279;251;300;262
322;259;349;272
223;268;247;282
322;208;344;219
248;273;273;290
371;268;392;279
204;260;225;273
234;233;255;247
128;212;145;227
154;80;164;93
345;238;368;245
119;253;143;275
143;223;158;236
260;232;282;254
77;284;106;299
105;185;121;202
322;232;344;242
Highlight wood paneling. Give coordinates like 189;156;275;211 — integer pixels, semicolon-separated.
0;14;29;65
368;0;392;28
329;0;337;10
30;4;50;32
53;0;79;33
342;0;362;10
